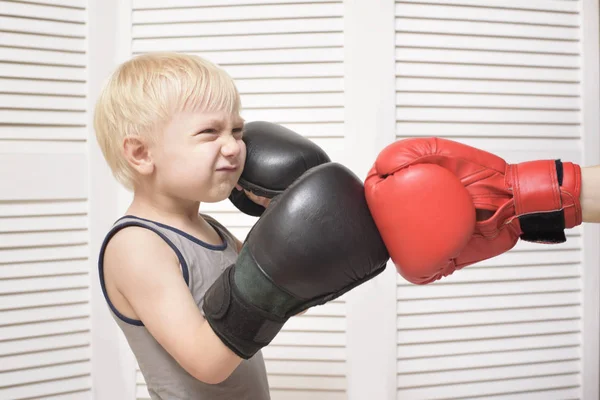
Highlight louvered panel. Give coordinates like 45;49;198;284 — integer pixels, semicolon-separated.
0;1;91;398
395;2;583;398
131;2;346;398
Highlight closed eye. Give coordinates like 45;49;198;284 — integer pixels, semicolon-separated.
196;128;217;135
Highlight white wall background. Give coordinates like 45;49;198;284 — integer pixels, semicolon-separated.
0;0;599;399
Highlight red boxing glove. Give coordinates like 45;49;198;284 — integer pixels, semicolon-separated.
365;137;582;285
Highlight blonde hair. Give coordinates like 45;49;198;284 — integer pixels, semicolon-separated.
93;52;241;190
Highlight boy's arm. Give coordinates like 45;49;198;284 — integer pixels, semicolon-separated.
581;166;600;223
104;227;241;384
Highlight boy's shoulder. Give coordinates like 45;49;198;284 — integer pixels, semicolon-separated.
103;224;179;282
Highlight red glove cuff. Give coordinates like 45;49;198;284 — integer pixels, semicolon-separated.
508;159;582;243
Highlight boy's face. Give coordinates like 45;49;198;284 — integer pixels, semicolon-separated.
151;109;246;204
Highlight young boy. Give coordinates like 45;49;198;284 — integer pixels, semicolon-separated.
94;52;272;399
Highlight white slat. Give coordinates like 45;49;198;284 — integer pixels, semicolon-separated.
0;32;85;52
398;332;581;359
395;3;580;26
132;17;343;38
396;32;579;55
133;33;343;53
0;318;90;342
396;17;579;40
0;376;92;400
270;391;346;400
0;63;86;81
0;78;86;96
0;1;86;23
396;62;579;82
0;16;85;37
395;2;584;397
0;47;86;67
398;0;580;13
133;0;337;7
132;4;343;24
0;94;87;111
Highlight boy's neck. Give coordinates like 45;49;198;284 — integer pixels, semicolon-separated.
126;188;202;227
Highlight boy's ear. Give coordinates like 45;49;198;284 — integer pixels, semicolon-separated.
123;136;154;176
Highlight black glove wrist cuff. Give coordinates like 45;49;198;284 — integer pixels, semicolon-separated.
202;265;286;359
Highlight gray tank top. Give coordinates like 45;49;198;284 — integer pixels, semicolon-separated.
98;214;271;400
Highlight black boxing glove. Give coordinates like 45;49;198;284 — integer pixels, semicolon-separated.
229;121;330;216
204;162;390;359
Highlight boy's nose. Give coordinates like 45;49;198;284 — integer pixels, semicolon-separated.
221;135;242;157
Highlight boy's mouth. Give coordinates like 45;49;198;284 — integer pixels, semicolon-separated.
216;165;238;172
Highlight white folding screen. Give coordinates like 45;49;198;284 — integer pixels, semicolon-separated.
62;0;599;399
0;0;92;399
394;1;586;398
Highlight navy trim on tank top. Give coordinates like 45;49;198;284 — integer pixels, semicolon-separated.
119;215;228;251
98;220;191;327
